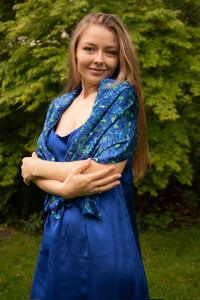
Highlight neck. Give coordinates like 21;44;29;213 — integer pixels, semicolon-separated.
80;81;99;99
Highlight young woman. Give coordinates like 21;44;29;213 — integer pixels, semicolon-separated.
22;13;150;300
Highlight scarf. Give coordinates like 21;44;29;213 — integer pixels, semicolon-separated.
36;79;138;220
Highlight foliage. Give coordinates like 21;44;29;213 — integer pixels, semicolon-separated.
135;182;200;231
24;212;45;233
0;0;200;220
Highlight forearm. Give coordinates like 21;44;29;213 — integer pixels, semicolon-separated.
32;158;126;181
32;160;123;199
33;177;64;197
32;160;86;181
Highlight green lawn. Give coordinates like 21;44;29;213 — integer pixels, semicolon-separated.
0;226;199;300
140;228;200;300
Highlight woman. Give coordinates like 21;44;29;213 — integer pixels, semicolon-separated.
22;13;150;300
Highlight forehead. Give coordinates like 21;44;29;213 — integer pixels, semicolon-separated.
78;24;119;47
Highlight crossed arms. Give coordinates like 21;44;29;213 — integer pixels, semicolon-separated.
21;152;126;198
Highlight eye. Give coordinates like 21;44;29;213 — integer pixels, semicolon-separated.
106;50;118;56
83;47;95;53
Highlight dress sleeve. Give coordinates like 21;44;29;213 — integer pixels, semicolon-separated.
92;87;138;164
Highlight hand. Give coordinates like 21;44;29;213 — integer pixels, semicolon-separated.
21;152;40;185
60;158;121;199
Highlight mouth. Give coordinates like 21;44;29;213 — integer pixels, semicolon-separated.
89;68;106;74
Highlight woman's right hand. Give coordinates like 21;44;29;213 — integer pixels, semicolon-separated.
21;152;40;185
60;158;121;199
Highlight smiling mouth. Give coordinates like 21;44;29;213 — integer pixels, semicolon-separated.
89;68;106;72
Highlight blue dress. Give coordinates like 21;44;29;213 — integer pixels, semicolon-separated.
30;126;149;300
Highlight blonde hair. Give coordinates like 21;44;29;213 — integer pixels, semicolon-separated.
66;13;150;180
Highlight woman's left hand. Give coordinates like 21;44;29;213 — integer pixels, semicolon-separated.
21;152;40;185
59;159;121;199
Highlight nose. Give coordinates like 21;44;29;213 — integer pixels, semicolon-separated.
94;50;104;65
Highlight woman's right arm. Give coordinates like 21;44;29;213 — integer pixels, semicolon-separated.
21;152;125;185
22;154;89;184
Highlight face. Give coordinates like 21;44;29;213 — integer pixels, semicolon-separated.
76;24;119;89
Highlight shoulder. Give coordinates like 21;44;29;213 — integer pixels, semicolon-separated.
50;92;71;107
99;79;137;98
44;90;76;127
51;85;82;106
48;86;81;113
96;79;137;113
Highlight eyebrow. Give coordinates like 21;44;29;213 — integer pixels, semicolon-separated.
82;42;118;49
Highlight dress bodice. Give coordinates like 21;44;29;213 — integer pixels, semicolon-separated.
48;126;82;161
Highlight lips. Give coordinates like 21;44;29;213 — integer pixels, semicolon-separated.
89;68;106;74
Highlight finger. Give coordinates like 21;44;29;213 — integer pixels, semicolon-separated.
102;181;121;191
87;166;116;181
94;173;121;187
92;181;121;194
24;178;30;186
32;152;38;158
73;158;91;174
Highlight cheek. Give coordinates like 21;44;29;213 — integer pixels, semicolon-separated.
109;56;119;67
76;57;85;72
77;53;91;65
111;59;119;72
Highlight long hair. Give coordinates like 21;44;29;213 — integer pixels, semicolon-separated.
66;13;150;180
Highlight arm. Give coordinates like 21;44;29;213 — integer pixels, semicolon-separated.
21;152;126;184
21;153;124;198
32;159;123;199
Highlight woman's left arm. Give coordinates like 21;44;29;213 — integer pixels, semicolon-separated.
32;159;125;199
21;152;126;184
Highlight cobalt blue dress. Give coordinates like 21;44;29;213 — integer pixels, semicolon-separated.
30;126;149;300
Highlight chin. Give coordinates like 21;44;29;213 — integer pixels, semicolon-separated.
89;78;104;85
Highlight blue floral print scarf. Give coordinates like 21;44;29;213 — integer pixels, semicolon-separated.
36;79;138;220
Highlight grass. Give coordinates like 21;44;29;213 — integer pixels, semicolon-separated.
140;228;200;300
0;227;41;300
0;226;199;300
